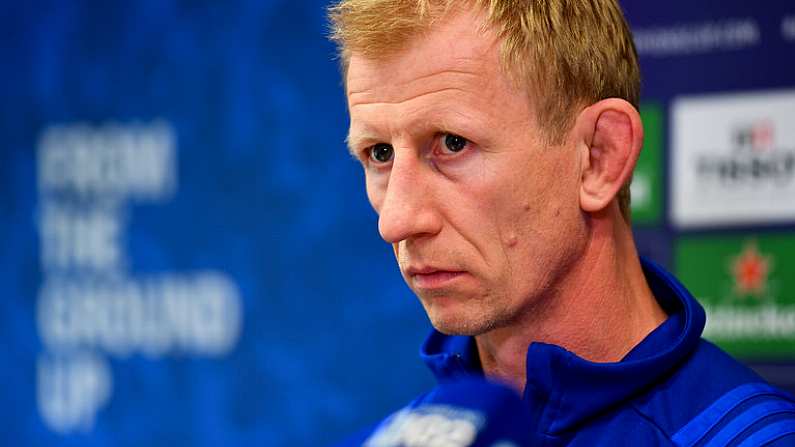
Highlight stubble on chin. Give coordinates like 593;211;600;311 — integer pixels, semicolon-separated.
415;288;512;336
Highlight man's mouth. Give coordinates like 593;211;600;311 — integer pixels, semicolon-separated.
406;266;466;289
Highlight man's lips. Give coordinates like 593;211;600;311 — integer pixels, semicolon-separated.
406;267;466;289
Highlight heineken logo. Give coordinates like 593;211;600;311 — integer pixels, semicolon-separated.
671;90;795;228
675;234;795;357
730;240;772;299
696;120;795;186
734;121;774;152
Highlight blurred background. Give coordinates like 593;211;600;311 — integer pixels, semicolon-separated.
1;0;794;445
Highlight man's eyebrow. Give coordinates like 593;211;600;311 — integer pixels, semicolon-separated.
345;128;381;158
345;134;359;158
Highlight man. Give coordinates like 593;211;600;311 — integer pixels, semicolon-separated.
329;0;795;445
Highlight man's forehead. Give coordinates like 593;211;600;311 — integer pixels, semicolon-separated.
345;7;500;99
346;57;487;106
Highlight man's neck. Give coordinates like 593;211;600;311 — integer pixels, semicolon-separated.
474;209;668;393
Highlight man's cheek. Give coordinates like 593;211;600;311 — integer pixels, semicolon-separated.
365;178;384;213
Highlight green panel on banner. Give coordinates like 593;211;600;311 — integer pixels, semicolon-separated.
675;234;795;359
631;103;663;225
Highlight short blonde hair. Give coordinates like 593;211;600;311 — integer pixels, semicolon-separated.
329;0;640;220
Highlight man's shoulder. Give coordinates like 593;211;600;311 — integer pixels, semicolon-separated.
627;338;795;446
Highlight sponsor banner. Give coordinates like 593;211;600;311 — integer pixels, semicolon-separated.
633;18;761;57
631;103;664;225
675;234;795;358
670;90;795;229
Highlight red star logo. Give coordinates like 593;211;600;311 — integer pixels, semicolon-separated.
730;240;772;298
751;121;774;152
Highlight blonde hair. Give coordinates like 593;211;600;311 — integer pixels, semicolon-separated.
328;0;640;219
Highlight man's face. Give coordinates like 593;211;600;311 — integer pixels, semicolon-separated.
345;8;587;335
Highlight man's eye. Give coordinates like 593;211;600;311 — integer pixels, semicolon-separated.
369;143;394;163
443;134;468;153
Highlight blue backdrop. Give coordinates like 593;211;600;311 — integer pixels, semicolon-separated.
1;1;794;446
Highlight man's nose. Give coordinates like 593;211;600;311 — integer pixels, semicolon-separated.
377;154;442;244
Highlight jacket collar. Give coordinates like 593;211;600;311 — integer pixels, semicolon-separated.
419;257;706;436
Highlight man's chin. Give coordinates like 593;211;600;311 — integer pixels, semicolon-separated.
426;311;496;336
416;290;506;336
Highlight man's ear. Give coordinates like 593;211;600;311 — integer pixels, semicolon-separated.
575;98;643;214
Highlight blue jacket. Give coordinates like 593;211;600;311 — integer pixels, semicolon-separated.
344;259;795;446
